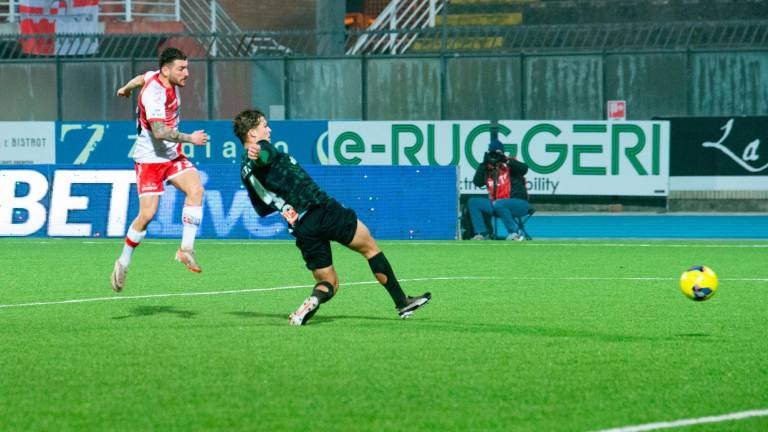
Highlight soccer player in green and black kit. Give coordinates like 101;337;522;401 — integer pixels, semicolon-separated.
234;109;431;326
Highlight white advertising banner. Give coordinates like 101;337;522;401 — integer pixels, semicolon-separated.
327;120;670;196
0;122;56;164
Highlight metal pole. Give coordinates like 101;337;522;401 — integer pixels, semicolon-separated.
207;58;214;119
389;0;398;54
428;0;435;27
175;0;181;21
210;0;217;57
9;0;16;23
361;57;367;120
441;0;447;52
56;56;63;121
440;54;446;120
520;52;526;119
125;0;132;22
283;56;290;119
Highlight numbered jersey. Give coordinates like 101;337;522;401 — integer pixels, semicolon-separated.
133;70;183;163
240;140;332;223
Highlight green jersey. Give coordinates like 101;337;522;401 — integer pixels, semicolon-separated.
240;140;332;225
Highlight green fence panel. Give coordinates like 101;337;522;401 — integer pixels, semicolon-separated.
445;56;522;120
0;63;58;121
212;60;253;121
691;51;768;116
251;59;286;120
288;58;362;120
605;53;688;120
524;55;603;120
61;62;134;121
366;57;441;120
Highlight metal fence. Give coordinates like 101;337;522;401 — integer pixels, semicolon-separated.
1;22;767;122
1;19;768;59
2;48;767;122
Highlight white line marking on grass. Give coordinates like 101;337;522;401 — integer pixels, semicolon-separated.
523;242;768;248
593;408;768;432
0;276;500;309
2;275;767;310
513;276;768;282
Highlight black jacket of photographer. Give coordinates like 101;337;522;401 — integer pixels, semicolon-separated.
473;152;529;201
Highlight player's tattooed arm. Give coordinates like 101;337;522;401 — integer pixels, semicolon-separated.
151;121;190;142
150;121;209;145
116;74;145;98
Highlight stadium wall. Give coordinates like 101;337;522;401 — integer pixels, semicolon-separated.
1;50;767;121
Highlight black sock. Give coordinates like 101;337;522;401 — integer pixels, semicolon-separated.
312;281;335;304
367;252;407;308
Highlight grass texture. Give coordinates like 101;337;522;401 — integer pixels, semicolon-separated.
1;238;766;431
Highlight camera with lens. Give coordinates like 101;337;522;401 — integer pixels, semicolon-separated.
486;151;506;164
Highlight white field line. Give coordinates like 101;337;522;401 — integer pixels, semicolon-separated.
592;408;768;432
2;275;767;310
0;276;499;309
1;240;768;248
513;276;768;282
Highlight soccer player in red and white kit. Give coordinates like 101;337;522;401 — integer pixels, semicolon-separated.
110;47;208;292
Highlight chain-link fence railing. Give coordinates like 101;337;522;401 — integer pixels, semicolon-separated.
1;19;767;59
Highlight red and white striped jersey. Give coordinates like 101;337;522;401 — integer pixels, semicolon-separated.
133;70;183;163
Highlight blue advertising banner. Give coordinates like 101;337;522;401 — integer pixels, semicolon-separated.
0;165;457;240
56;120;328;167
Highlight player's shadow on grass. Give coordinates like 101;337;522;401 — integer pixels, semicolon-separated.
674;332;711;338
419;321;712;343
113;305;198;320
228;311;390;325
228;311;291;321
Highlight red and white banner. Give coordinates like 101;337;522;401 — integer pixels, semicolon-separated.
19;0;101;55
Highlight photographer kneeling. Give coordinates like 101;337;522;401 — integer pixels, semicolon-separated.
468;139;530;240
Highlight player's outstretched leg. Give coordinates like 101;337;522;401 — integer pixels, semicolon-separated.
367;251;432;319
111;226;146;292
289;281;335;326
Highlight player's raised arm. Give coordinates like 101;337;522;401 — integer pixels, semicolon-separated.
116;74;146;98
150;121;209;145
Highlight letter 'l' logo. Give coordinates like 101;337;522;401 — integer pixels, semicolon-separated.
702;119;768;173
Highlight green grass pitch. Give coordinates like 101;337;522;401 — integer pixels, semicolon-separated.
1;238;767;431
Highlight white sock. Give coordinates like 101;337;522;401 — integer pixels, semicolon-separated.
181;205;202;251
119;227;146;267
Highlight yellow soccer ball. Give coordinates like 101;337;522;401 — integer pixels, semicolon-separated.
679;266;718;301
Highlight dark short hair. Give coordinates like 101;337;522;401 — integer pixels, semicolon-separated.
159;47;187;69
233;109;266;144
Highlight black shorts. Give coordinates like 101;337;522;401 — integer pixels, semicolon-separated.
292;200;358;270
